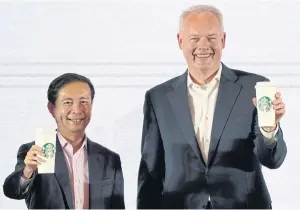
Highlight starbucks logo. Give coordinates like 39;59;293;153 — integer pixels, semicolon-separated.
42;143;55;159
258;96;272;112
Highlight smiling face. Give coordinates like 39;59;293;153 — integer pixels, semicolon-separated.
177;11;226;75
48;81;92;139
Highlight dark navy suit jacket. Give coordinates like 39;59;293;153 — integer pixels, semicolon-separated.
3;137;125;209
137;63;287;209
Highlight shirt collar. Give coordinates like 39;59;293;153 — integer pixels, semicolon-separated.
57;132;87;150
187;63;222;88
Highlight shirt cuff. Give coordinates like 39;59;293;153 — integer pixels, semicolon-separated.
20;175;32;194
260;124;279;148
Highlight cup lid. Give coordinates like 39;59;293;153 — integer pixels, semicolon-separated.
255;81;276;88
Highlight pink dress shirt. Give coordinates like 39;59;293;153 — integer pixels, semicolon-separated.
20;133;90;209
57;133;89;209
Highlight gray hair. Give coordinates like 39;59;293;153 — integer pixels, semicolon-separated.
179;5;224;32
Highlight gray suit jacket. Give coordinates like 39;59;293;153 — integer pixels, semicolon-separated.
3;137;125;209
137;63;287;209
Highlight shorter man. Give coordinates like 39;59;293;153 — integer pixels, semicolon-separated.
3;73;125;209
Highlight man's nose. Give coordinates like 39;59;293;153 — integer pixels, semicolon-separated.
197;36;210;49
71;102;83;113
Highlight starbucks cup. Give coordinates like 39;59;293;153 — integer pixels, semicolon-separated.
255;82;277;127
35;128;56;174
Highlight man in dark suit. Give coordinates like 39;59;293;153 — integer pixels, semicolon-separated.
3;73;125;209
137;5;287;209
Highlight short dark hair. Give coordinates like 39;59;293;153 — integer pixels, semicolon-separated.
47;73;95;104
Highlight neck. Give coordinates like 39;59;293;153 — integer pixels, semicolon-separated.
58;129;85;152
189;67;219;85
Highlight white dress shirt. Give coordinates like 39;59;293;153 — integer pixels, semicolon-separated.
187;66;222;163
187;64;278;200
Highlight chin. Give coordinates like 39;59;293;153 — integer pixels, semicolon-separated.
68;126;85;131
197;61;217;69
69;130;85;135
195;64;211;71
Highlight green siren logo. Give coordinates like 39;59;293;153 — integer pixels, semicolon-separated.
258;96;272;112
42;143;55;159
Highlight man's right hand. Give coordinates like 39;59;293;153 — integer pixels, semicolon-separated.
23;145;46;179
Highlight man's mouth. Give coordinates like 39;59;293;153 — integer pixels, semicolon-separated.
195;53;212;58
68;118;84;123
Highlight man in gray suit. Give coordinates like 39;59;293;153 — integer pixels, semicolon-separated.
137;5;287;209
3;73;125;209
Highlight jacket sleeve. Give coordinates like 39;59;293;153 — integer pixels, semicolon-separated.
253;114;287;169
137;91;165;209
3;142;36;199
111;154;125;209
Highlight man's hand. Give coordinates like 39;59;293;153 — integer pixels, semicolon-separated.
23;145;46;179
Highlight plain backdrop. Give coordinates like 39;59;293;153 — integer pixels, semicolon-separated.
0;1;299;209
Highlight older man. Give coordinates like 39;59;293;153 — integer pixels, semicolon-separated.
137;5;287;209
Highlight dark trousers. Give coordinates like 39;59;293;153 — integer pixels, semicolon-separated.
203;201;272;209
203;201;212;209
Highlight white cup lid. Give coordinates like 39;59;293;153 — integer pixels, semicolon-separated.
255;81;276;88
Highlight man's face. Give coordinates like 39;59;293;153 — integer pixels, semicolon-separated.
177;12;226;73
48;81;92;137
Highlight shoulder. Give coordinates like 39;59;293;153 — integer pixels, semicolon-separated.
17;141;34;154
231;69;269;91
14;141;35;160
146;74;182;96
143;73;184;105
221;63;270;89
88;140;121;163
233;69;268;82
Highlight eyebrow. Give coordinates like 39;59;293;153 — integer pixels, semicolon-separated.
79;96;91;100
188;34;217;37
61;98;73;101
61;96;90;101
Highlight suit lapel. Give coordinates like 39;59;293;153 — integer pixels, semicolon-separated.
166;71;204;164
54;137;74;209
207;64;242;166
88;139;105;209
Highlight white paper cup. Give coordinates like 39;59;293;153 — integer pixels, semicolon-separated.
35;128;56;174
255;82;277;127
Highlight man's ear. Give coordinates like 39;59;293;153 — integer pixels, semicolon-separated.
177;33;183;50
47;102;55;118
222;32;226;49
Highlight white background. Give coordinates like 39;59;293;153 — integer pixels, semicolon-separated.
0;1;299;209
